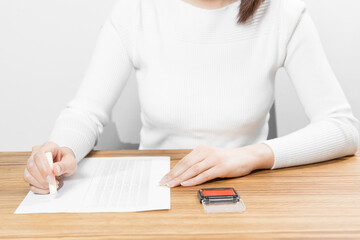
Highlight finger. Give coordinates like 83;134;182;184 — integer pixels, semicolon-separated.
180;167;221;187
29;185;50;195
166;158;214;187
27;157;50;188
32;145;41;153
29;179;59;195
33;152;54;184
53;154;77;177
24;168;46;189
41;142;60;157
38;142;61;174
160;149;206;185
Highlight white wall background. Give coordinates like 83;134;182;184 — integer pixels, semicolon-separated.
0;0;359;152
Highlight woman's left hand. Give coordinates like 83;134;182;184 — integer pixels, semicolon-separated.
159;143;274;187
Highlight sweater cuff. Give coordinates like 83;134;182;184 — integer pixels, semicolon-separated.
49;128;94;163
261;120;359;170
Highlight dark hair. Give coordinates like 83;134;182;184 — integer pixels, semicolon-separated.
238;0;263;23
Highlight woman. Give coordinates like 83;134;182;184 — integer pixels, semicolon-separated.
24;0;360;194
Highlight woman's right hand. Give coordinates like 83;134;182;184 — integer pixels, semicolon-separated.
24;142;77;194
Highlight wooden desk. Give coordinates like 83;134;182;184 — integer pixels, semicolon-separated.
1;150;360;239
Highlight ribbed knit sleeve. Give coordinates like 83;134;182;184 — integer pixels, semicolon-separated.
262;1;360;169
49;9;134;162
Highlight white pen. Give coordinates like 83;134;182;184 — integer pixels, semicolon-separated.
45;152;57;195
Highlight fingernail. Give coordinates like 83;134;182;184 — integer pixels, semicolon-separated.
181;181;190;186
167;180;178;187
55;164;61;175
159;176;168;185
46;175;55;185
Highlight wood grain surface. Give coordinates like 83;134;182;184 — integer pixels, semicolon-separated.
0;149;360;239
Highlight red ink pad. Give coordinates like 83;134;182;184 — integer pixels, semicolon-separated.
201;188;236;197
198;188;240;204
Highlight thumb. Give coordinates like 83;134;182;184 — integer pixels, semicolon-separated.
53;155;77;177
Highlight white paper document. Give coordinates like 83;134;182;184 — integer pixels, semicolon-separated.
15;156;170;214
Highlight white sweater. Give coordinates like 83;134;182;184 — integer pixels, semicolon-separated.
50;0;360;169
